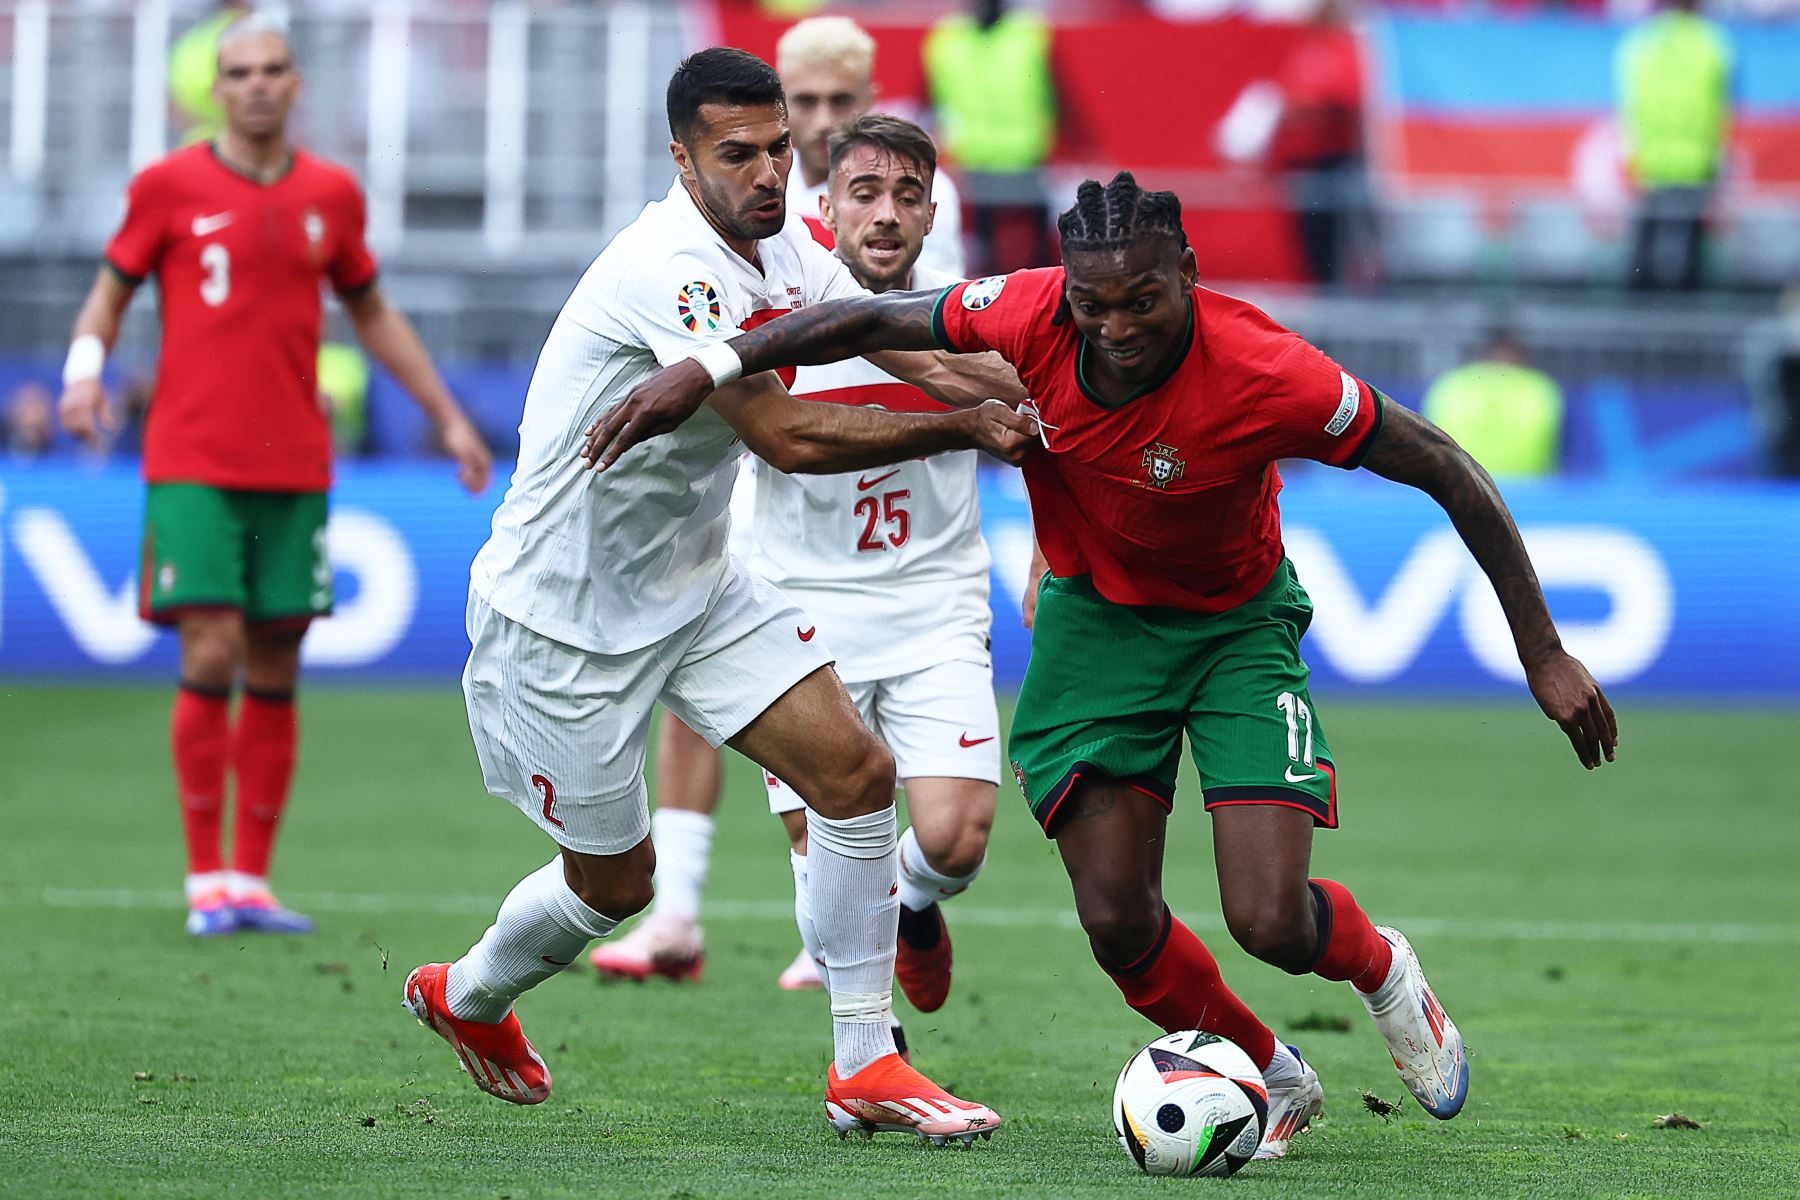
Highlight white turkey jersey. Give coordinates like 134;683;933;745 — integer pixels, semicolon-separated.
470;177;865;655
748;264;991;683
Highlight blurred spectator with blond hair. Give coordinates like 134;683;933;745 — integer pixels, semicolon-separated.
778;15;966;277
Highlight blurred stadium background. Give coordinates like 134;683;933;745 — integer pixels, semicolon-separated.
1;0;1796;697
2;4;1798;1194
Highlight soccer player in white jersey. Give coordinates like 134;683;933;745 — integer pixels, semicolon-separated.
596;115;998;1016
403;49;1031;1144
778;17;966;278
594;19;967;994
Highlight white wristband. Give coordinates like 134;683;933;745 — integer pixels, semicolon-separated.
63;334;105;386
686;341;743;390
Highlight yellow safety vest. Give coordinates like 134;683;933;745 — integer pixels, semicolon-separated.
1422;361;1564;480
923;13;1056;173
169;11;238;143
1616;12;1732;188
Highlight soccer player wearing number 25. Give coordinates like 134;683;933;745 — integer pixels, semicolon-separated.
57;16;494;939
406;50;1030;1143
590;171;1621;1159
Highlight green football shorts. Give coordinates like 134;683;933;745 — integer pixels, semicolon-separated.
1009;559;1338;835
139;483;332;627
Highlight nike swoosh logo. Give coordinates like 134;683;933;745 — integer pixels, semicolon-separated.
539;956;572;966
797;626;817;642
959;733;994;748
191;212;234;236
1284;766;1317;783
856;470;900;491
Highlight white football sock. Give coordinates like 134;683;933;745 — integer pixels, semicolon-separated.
806;806;899;1077
445;858;620;1023
896;824;984;912
647;808;713;923
225;870;271;900
790;849;829;989
1262;1042;1304;1088
184;870;228;902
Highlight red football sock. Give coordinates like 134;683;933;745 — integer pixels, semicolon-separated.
171;685;231;876
1103;909;1278;1070
1309;878;1394;993
230;690;298;880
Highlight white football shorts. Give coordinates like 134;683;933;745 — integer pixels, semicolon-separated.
765;653;1001;814
464;561;832;855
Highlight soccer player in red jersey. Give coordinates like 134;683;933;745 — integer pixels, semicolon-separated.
57;16;493;938
589;171;1620;1158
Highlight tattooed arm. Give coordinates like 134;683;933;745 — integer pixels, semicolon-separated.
584;289;961;470
708;371;1035;475
1360;396;1618;769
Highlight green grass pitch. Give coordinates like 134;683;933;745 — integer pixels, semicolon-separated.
1;684;1796;1198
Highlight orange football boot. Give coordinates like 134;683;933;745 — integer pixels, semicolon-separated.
403;962;551;1104
825;1052;1000;1146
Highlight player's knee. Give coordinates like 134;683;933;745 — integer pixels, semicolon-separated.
1076;888;1164;969
1223;896;1315;973
810;738;896;820
568;868;655;922
923;821;990;879
180;621;242;686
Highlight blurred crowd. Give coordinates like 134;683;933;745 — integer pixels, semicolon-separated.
7;0;1793;478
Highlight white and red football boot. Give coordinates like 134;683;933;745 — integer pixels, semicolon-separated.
1254;1043;1324;1160
825;1052;1001;1147
588;913;704;983
1361;927;1469;1119
403;962;551;1105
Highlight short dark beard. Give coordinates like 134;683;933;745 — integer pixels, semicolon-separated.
691;171;784;244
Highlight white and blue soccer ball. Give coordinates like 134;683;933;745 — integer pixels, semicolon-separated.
1112;1031;1269;1177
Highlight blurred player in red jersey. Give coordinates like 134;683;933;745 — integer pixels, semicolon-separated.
58;15;493;938
588;170;1620;1161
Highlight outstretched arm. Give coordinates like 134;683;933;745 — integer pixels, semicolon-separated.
1360;396;1618;769
584;289;951;470
342;284;493;493
706;372;1034;476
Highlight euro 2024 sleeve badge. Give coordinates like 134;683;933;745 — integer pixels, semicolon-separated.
677;281;722;333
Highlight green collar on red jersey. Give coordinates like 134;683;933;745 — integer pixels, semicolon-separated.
1074;296;1196;410
208;141;296;187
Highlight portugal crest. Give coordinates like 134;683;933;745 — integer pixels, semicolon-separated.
1141;442;1185;490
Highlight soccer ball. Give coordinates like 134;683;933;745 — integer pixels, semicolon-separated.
1112;1031;1269;1177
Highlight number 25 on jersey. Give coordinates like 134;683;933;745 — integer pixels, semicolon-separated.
855;490;910;553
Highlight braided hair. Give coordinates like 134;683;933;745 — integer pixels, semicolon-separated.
1054;172;1187;324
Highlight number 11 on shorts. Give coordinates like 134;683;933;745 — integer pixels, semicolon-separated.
1277;691;1314;766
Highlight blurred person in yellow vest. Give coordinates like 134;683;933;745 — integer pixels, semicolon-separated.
1423;330;1564;480
316;341;370;456
923;0;1056;273
170;2;254;143
1615;0;1733;292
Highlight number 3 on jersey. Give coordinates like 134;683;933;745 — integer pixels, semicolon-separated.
199;243;231;307
855;489;910;552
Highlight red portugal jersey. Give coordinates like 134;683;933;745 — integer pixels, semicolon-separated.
933;267;1383;612
105;142;379;491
